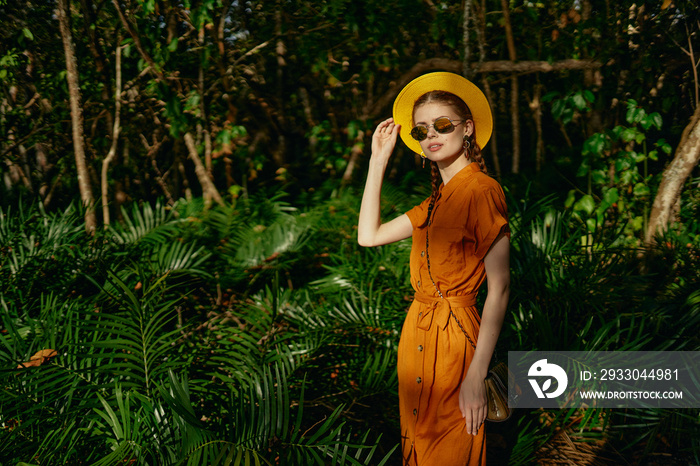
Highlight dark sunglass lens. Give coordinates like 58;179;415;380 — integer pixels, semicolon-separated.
410;126;428;141
434;118;454;133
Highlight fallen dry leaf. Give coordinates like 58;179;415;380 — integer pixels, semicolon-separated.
17;349;58;369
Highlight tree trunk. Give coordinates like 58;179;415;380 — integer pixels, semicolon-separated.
645;106;700;244
500;0;520;174
272;3;287;168
527;83;544;172
184;132;224;207
475;0;500;179
462;0;474;80
101;41;123;227
481;77;501;178
57;0;97;233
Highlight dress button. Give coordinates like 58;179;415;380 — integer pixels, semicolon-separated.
421;251;425;257
418;345;423;352
413;409;417;415
417;280;421;288
416;377;422;383
418;312;422;317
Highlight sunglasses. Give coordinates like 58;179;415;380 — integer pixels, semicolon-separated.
410;117;466;141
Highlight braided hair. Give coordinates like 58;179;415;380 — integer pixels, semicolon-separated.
413;90;487;226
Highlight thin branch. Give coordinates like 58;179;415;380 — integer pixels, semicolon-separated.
184;132;225;207
230;23;334;68
686;22;699;108
23;92;40;109
0;124;49;159
232;40;272;67
111;0;164;80
364;58;602;119
42;166;68;209
121;66;152;94
139;133;175;205
101;41;124;227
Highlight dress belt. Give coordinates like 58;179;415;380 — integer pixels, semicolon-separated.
413;291;477;331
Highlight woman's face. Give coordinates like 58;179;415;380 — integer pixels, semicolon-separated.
412;102;473;166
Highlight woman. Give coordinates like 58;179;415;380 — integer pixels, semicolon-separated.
357;72;510;466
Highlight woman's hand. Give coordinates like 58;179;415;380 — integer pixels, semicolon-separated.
459;369;488;436
371;117;400;164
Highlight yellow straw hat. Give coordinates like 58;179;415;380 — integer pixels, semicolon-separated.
392;72;493;155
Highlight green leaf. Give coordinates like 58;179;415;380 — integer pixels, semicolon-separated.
576;158;591;177
650;112;663;129
551;99;565;120
561;107;574;125
542;91;559;103
22;28;33;41
586;218;597;233
143;0;156;14
620;170;634;184
611;126;625;140
564;190;577;209
574;195;595;215
573;92;587;110
621;128;639;143
595;206;605;225
657;139;672;154
626;104;645;124
632;215;644;230
633;183;650;197
633;151;646;163
617;197;625;212
583;133;606;156
591;169;607;185
603;188;619;205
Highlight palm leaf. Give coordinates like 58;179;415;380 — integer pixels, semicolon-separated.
109;199;183;246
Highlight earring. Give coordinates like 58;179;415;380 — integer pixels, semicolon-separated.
420;150;426;168
463;135;471;150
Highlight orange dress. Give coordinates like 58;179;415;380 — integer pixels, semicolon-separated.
399;163;509;466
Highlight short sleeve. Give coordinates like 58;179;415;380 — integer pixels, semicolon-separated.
406;196;432;229
469;183;510;260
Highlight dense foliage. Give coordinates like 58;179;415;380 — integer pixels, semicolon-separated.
1;0;700;464
1;186;699;464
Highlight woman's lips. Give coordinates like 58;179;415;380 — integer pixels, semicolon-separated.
428;144;442;151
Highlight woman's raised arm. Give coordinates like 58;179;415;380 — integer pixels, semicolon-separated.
357;118;413;247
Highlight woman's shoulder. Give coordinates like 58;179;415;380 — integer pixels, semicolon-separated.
461;170;505;198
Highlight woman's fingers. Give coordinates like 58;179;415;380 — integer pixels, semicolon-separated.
464;404;487;435
467;408;483;436
371;117;400;160
464;409;473;435
375;118;396;136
